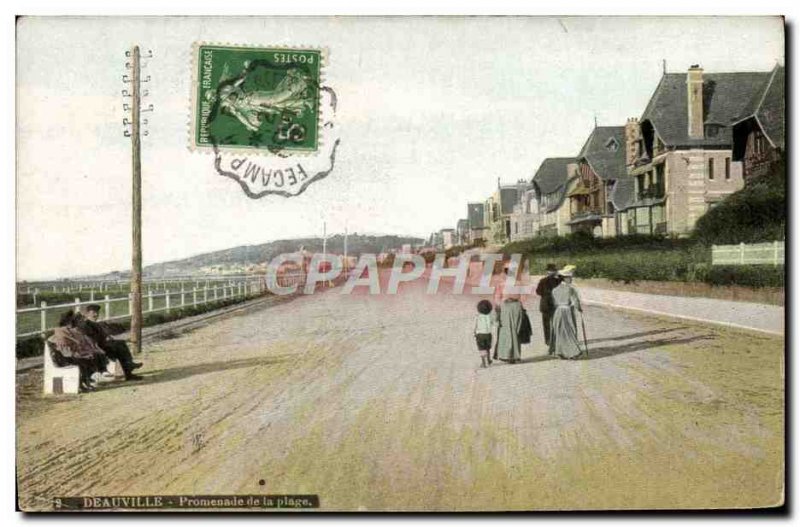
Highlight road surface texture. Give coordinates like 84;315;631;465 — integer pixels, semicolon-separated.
17;271;784;511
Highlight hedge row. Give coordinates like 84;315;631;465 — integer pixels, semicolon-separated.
428;233;784;288
702;265;785;289
692;157;786;245
527;248;784;288
504;232;694;257
527;247;707;283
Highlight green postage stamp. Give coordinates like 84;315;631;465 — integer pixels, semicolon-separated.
192;44;323;153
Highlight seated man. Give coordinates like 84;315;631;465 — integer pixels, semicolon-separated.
75;304;143;381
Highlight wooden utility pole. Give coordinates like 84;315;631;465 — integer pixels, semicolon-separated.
130;46;143;355
343;224;348;274
322;221;327;262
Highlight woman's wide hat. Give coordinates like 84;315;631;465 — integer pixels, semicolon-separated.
558;264;576;277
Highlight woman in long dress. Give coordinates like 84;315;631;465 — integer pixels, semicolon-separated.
548;266;586;359
492;258;530;363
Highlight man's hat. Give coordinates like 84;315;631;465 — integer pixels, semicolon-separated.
85;304;102;312
546;263;558;272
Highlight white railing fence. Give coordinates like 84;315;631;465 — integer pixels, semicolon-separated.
16;273;308;340
711;241;784;266
16;275;266;297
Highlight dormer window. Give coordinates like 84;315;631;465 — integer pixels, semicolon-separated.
705;124;723;138
641;120;655;159
605;137;619;152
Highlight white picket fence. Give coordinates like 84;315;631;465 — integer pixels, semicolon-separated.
711;241;784;266
16;273;307;340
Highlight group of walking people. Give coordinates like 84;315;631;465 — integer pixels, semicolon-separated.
473;260;587;368
46;304;144;392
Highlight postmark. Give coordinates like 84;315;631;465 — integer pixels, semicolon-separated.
213;84;339;198
191;44;323;154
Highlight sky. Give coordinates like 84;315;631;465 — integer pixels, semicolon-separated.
15;16;784;280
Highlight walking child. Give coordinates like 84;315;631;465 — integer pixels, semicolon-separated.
474;299;495;368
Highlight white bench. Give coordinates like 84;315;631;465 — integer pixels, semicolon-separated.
43;342;125;395
42;343;80;395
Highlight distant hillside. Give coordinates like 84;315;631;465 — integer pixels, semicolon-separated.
91;234;424;279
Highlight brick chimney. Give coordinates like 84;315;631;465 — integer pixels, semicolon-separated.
687;64;704;139
624;117;641;166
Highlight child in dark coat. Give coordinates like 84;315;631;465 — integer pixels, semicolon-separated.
474;300;495;368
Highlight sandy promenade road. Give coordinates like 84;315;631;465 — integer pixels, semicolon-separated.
17;271;784;511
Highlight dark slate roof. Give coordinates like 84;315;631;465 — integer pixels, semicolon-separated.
544;176;579;214
532;157;575;194
641;70;772;148
736;71;774;124
577;126;626;181
467;202;484;228
734;64;784;149
609;176;636;211
499;187;520;215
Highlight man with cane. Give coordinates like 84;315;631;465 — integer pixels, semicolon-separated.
535;263;562;349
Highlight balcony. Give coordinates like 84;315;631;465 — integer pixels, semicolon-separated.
568;181;600;198
568;208;603;225
633;154;652;168
637;186;665;201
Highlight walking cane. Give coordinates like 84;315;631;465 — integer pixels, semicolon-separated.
579;309;589;357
